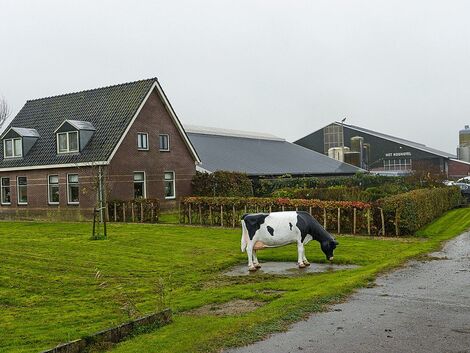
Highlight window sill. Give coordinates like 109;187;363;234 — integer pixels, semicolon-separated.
137;149;149;151
17;203;28;206
48;202;60;206
165;196;176;200
1;203;11;206
67;202;80;206
160;150;170;152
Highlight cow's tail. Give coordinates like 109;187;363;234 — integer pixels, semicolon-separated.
241;219;248;252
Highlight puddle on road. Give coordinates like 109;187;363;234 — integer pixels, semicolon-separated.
224;262;360;276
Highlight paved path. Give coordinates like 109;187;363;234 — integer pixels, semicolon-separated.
226;232;470;353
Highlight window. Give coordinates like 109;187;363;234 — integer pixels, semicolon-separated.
137;133;149;150
67;174;79;204
159;134;170;151
48;175;60;204
383;159;412;171
323;124;343;154
134;172;146;199
57;131;79;153
17;177;27;205
1;177;11;204
164;171;175;199
4;138;22;158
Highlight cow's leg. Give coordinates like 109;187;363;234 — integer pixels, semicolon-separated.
302;250;311;267
253;250;261;268
297;242;306;268
246;241;257;272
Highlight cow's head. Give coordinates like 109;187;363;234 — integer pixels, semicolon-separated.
321;239;339;261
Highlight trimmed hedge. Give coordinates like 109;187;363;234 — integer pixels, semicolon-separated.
181;187;461;235
191;171;253;197
378;187;461;234
256;173;412;196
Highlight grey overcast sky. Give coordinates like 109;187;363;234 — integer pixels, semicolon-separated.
1;0;470;153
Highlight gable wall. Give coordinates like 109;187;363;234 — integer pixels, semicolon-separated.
106;88;196;205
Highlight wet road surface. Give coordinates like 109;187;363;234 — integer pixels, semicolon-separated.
226;232;470;353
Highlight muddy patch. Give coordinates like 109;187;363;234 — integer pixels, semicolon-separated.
224;262;360;276
187;299;264;316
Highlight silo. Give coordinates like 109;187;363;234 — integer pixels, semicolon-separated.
351;136;364;168
344;151;361;167
459;125;470;147
458;126;470;162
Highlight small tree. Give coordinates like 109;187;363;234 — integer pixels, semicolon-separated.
0;96;11;129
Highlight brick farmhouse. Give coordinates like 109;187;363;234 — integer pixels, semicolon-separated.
0;78;200;220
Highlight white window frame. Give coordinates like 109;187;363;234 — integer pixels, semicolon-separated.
159;134;170;152
164;171;176;200
48;175;60;205
137;132;149;151
66;173;80;205
16;176;28;205
1;177;11;205
57;131;79;154
3;138;23;158
133;171;146;199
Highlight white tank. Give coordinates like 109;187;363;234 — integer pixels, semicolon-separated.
328;146;349;162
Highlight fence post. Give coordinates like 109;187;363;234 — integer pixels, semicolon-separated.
151;202;155;223
309;206;312;215
337;208;341;234
178;202;181;224
232;205;236;228
131;203;135;223
244;205;247;214
269;206;272;213
367;208;371;235
323;208;327;229
395;209;399;236
209;206;212;225
380;208;385;236
140;203;144;223
199;205;202;225
282;205;285;212
189;204;192;225
123;203;126;222
114;202;117;222
256;206;259;213
353;208;357;234
220;205;224;227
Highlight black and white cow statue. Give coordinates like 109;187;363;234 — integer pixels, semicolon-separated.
241;211;339;271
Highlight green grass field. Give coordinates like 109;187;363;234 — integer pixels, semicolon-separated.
1;208;470;353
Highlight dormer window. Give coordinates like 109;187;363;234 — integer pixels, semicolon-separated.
57;131;79;154
1;127;40;159
4;138;22;158
55;120;95;154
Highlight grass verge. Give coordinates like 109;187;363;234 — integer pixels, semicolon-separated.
0;208;469;353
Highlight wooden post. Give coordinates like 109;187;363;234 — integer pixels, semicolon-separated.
295;207;298;211
151;202;155;223
220;205;224;227
395;210;399;236
269;206;272;213
123;203;126;222
244;205;247;214
209;206;213;225
353;208;357;234
131;203;135;223
114;202;117;222
282;205;285;212
105;203;110;223
232;205;236;228
140;203;144;223
178;202;181;224
380;208;385;236
323;208;327;229
309;206;312;215
199;205;202;225
256;206;259;213
188;204;192;225
337;208;341;234
367;208;371;235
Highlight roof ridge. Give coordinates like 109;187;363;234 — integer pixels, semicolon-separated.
26;77;158;102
